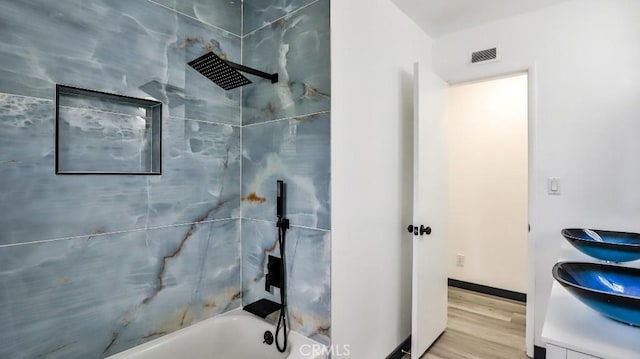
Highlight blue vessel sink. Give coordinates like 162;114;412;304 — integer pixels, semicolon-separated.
561;228;640;263
553;262;640;327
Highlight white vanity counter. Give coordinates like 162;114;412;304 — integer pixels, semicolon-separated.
541;244;640;359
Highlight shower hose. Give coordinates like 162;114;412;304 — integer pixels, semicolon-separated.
276;220;288;353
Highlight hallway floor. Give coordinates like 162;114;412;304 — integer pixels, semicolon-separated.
405;287;528;359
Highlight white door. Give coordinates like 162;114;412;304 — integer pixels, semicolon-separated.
410;62;448;359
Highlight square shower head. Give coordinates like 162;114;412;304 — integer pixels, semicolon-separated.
188;52;252;91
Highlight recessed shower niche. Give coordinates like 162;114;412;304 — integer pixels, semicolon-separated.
55;85;162;175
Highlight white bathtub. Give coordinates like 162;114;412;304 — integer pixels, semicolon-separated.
107;308;328;359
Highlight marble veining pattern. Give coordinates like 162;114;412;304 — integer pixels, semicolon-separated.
57;94;149;118
57;106;155;173
0;93;240;245
241;219;330;345
0;219;241;359
0;94;147;245
242;0;330;125
243;0;319;35
241;112;330;229
240;0;331;345
0;0;332;354
150;0;242;36
0;0;241;126
148;117;241;227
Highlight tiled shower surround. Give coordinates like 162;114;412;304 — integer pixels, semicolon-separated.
241;0;331;345
0;0;330;357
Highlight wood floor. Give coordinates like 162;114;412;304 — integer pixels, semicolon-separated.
404;287;528;359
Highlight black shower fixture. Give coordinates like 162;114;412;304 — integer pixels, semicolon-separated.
188;51;278;91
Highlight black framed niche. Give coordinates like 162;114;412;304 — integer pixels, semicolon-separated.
55;85;162;175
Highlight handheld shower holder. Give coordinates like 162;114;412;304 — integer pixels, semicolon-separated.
276;218;289;230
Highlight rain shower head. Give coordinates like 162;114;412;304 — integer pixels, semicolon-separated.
188;51;278;91
188;52;251;90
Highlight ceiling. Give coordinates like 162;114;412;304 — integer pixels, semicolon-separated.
392;0;570;37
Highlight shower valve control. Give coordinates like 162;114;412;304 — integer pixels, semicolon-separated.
265;255;283;292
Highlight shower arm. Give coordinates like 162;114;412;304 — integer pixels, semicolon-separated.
223;60;279;84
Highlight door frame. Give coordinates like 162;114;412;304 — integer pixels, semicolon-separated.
447;64;538;357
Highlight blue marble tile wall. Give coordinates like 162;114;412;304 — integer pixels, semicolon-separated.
241;0;332;346
242;0;331;125
242;219;330;344
0;0;242;125
243;0;319;35
0;0;243;357
149;0;242;36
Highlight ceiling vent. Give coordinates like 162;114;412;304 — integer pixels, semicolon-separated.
470;47;499;64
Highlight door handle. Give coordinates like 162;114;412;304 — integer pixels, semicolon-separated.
408;225;431;236
407;225;418;235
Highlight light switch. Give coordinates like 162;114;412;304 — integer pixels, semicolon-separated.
548;177;561;195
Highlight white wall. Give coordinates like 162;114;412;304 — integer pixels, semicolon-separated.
331;0;433;356
434;0;640;350
447;74;528;293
